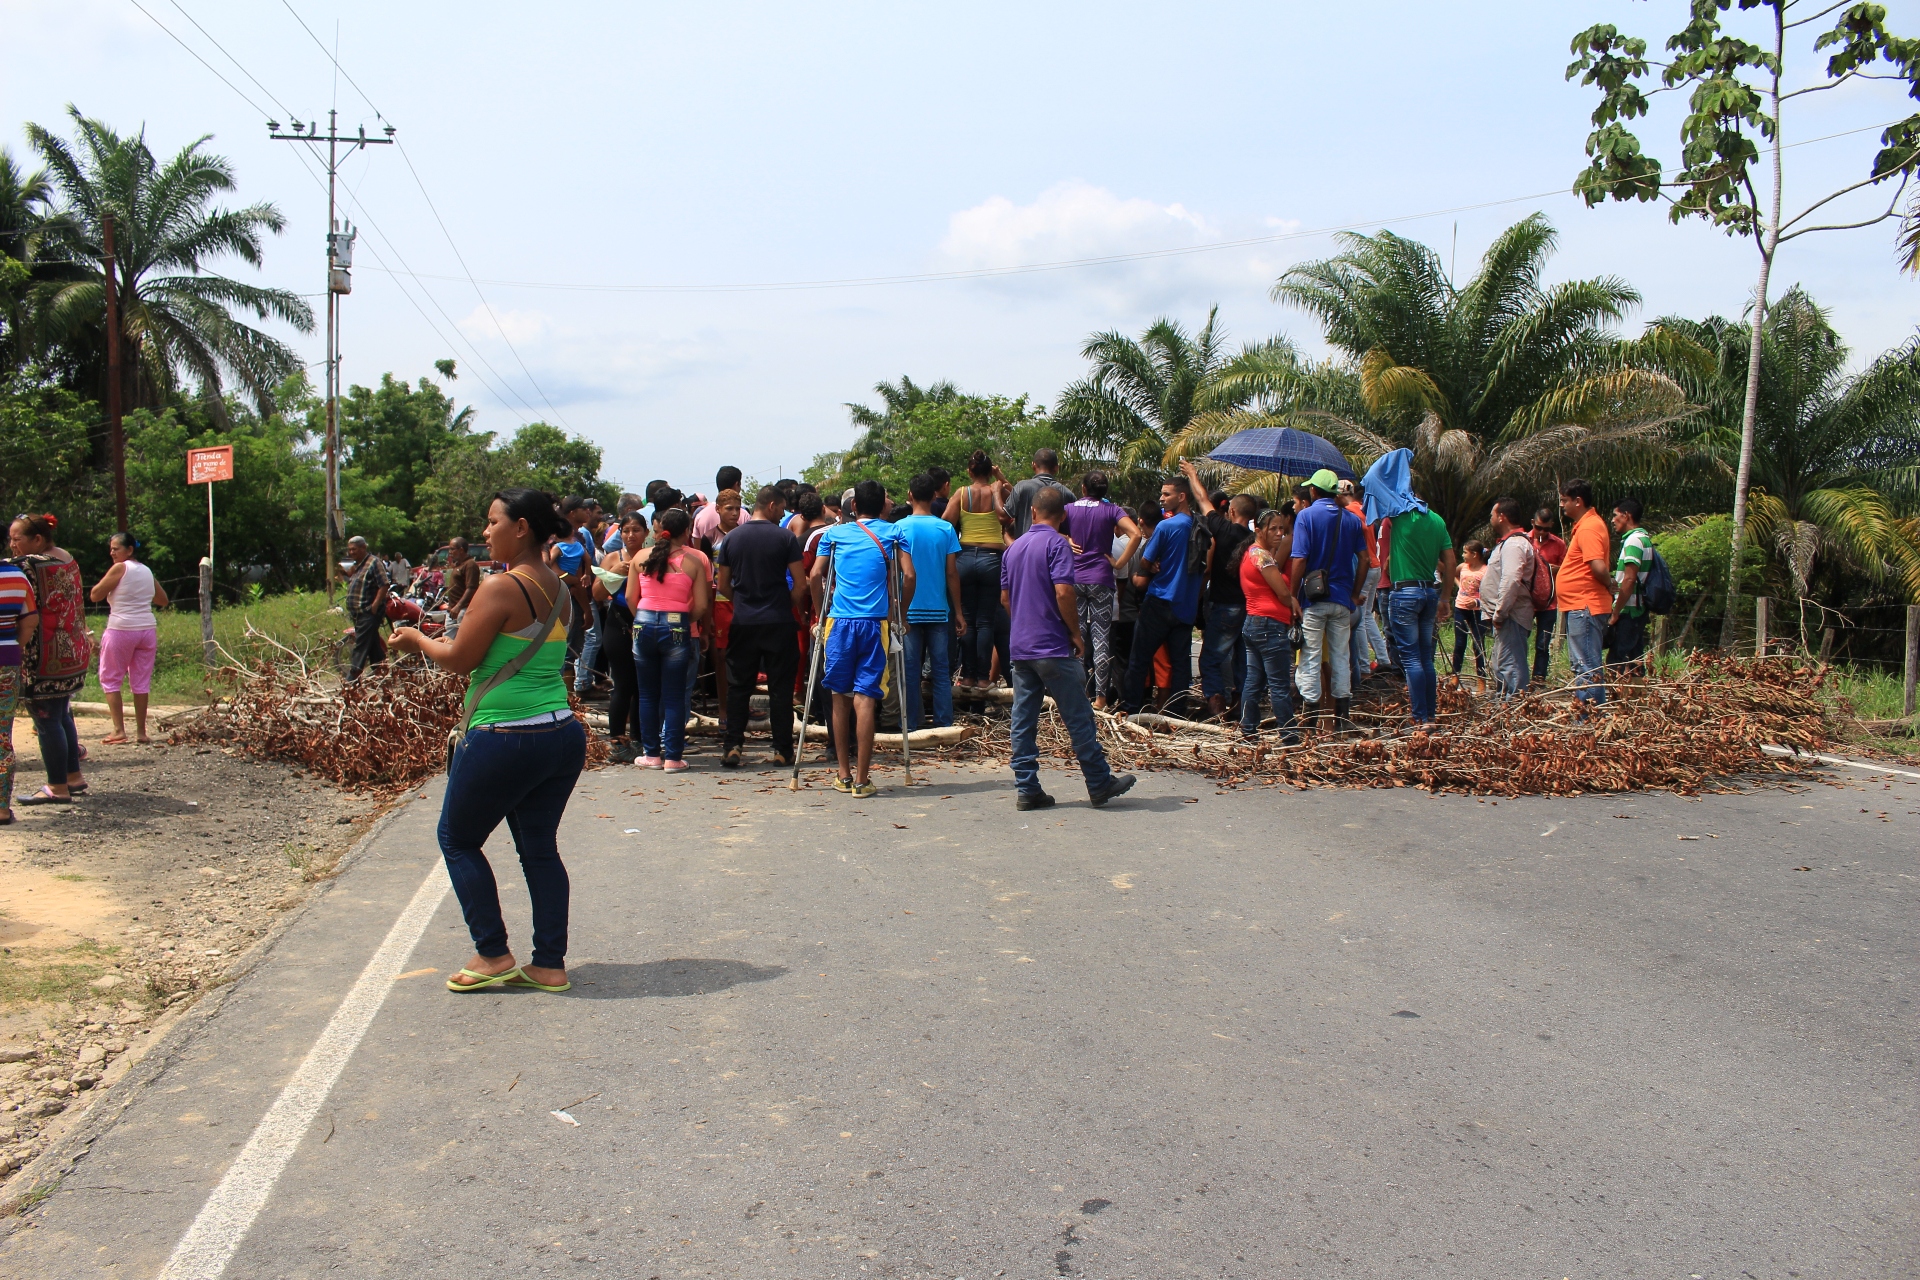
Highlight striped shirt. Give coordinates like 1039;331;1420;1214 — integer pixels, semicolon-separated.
0;563;38;667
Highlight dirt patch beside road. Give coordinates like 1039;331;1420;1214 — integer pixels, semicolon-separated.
0;715;384;1184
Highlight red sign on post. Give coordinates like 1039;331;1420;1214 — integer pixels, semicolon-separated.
186;445;234;484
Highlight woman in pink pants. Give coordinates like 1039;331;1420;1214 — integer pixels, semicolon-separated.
89;533;168;744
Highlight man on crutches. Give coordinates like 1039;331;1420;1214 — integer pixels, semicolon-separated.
807;481;913;798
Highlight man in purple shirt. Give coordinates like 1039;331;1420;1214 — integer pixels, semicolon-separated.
999;487;1136;811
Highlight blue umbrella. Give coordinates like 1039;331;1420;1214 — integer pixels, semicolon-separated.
1205;426;1355;480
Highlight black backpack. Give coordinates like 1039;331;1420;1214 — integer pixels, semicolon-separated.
1642;546;1676;615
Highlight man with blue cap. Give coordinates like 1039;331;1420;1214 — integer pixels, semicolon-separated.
1362;449;1456;722
1287;467;1371;730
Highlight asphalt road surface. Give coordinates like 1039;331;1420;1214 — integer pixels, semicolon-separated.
3;752;1914;1280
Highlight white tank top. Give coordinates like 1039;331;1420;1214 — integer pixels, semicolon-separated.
106;560;157;631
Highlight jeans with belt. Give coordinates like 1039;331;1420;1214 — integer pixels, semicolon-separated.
439;716;586;970
1238;613;1295;737
633;614;696;759
956;547;1007;681
1564;608;1607;704
1385;584;1440;721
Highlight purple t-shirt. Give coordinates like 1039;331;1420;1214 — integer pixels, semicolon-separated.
1063;498;1124;587
1000;523;1078;662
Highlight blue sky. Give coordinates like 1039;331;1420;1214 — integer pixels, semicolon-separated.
8;1;1916;495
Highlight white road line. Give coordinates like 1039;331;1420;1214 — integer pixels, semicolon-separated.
1761;743;1920;782
156;864;450;1280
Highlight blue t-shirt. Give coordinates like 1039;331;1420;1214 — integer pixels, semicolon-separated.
816;519;905;620
1292;497;1367;603
1143;512;1202;623
554;540;587;575
896;514;961;623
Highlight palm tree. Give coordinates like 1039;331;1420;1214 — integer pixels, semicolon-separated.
1053;306;1245;500
1229;214;1702;544
840;375;960;474
0;149;56;375
26;108;312;415
1660;288;1920;605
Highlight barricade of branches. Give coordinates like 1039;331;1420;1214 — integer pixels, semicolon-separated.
942;654;1834;797
170;625;607;791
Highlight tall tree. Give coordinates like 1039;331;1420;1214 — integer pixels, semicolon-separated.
839;375;961;479
1566;3;1920;643
25;107;313;416
0;150;55;376
1245;215;1701;544
1659;288;1920;604
1053;307;1236;500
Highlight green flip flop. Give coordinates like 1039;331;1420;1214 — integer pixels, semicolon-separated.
446;966;519;993
503;971;571;993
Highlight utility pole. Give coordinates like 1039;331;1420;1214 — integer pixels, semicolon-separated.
102;212;128;534
269;109;393;597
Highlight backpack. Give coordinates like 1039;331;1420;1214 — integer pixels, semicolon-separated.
1527;538;1554;614
1641;546;1676;615
1183;515;1213;581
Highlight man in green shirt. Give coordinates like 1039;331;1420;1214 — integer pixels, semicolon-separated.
1364;448;1458;723
1606;496;1653;673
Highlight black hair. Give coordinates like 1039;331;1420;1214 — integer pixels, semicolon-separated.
1032;486;1068;519
927;466;951;491
1463;539;1487;560
644;479;669;504
1560;477;1595;508
1534;505;1557;526
653;487;684;512
715;465;742;492
1614;496;1644;521
756;484;782;509
1033;447;1059;472
1229;494;1262;521
1492;495;1527;527
886;502;913;524
645;508;692;580
622;509;649;533
967;449;994;480
490;488;572;543
775;478;801;503
1081;469;1109;499
559;493;591;515
109;530;145;560
821;489;843;510
1255;506;1292;531
909;472;938;503
796;492;824;522
853;479;885;518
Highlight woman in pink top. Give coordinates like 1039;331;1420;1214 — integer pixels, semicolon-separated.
625;509;711;770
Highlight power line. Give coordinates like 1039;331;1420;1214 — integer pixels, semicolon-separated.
277;0;386;122
163;0;297;121
124;0;273;120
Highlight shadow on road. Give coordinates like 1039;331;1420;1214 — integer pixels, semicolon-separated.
567;957;788;999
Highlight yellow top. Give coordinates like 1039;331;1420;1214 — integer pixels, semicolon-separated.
958;487;1004;548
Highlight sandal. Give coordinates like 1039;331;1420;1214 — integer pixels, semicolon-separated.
18;788;72;806
503;970;571;993
445;966;520;993
101;733;129;746
68;782;88;795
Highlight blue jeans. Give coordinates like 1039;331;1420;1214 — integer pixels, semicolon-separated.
1238;614;1295;736
27;695;80;787
439;717;586;970
1199;602;1246;700
634;621;696;759
575;601;605;692
1564;608;1607;703
901;621;954;730
1010;656;1116;798
957;548;1008;681
1295;600;1353;703
1386;585;1440;722
1350;580;1385;685
1121;595;1195;713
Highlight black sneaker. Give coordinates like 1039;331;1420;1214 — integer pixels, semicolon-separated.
1088;773;1136;807
1015;791;1056;811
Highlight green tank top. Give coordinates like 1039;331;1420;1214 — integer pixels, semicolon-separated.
958;488;1003;547
465;579;571;727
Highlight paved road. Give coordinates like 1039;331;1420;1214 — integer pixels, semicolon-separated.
3;752;1914;1280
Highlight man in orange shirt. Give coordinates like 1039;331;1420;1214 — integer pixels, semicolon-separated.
1555;478;1615;705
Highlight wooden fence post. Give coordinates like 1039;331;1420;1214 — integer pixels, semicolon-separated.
1904;604;1918;720
1755;596;1769;658
1818;627;1835;665
199;557;215;667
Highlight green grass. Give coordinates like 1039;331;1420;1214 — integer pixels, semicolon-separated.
77;589;347;706
0;956;104;1006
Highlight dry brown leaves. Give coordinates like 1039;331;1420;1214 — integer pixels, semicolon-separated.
944;654;1832;797
172;658;609;793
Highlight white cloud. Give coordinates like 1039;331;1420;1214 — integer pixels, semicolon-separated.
933;180;1283;313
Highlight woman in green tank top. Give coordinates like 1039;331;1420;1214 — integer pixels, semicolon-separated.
390;488;586;994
